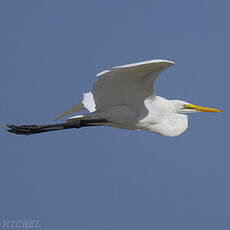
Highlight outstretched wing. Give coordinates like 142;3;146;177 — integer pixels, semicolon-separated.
54;59;174;120
92;59;175;111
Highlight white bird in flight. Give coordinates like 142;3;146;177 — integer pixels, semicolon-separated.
8;59;221;137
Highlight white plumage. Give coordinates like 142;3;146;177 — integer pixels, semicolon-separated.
8;59;221;136
53;59;221;137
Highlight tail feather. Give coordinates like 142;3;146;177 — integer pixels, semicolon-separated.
7;119;107;135
53;101;85;121
53;92;96;121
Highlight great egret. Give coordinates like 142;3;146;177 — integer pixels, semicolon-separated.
7;59;221;137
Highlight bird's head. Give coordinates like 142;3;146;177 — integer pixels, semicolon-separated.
171;100;222;114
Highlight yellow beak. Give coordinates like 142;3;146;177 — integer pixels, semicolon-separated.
184;104;222;112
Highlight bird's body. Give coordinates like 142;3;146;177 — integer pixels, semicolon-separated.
72;96;188;137
8;59;221;137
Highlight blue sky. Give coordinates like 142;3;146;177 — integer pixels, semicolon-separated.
1;0;229;229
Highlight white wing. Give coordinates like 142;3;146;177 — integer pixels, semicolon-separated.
54;59;174;120
93;59;174;111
